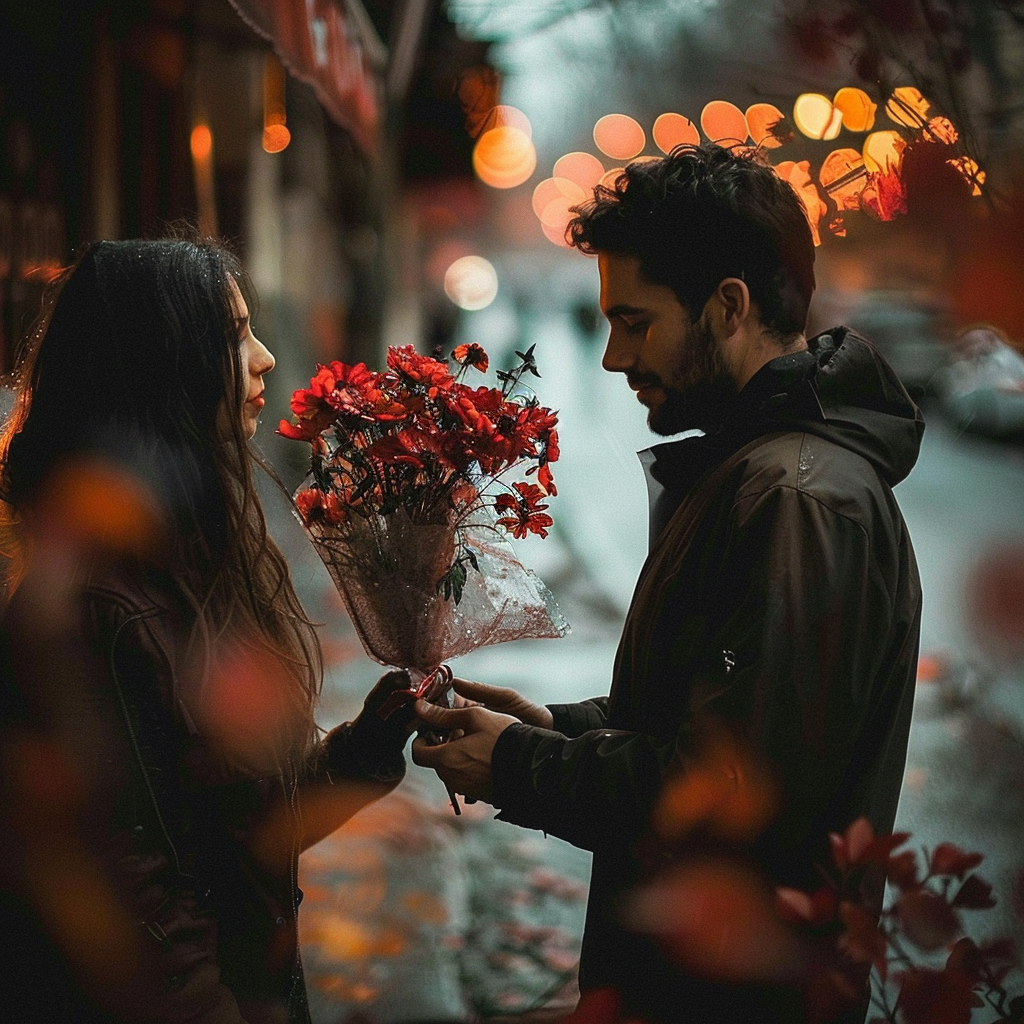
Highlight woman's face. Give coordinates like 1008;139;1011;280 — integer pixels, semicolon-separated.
228;279;275;439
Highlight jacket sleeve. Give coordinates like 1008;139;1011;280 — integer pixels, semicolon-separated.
490;482;905;863
548;697;609;737
0;569;250;1024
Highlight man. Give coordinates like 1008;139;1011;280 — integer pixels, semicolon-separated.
414;143;923;1022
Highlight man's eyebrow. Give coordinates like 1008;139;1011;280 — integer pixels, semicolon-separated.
604;303;646;321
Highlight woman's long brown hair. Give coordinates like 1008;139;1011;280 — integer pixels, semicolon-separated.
0;233;323;763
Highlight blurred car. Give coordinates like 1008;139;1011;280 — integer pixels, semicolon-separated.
932;327;1024;440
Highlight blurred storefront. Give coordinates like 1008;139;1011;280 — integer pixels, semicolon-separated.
0;0;494;417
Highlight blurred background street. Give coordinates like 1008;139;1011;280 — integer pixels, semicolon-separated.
5;0;1024;1019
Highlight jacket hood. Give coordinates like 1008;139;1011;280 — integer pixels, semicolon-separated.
739;326;925;486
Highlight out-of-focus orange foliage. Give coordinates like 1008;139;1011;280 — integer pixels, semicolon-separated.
775;160;827;245
949;195;1024;348
652;729;778;844
34;459;167;559
625;859;807;983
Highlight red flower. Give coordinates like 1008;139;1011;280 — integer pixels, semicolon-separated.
453;343;489;373
896;889;961;951
861;165;908;221
495;482;554;539
294;487;348;526
929;843;984;880
386;345;454;392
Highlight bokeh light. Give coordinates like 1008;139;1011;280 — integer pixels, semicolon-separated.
928;116;959;144
473;126;537;188
774;159;827;245
701;100;748;145
949;156;985;196
483;104;533;136
262;123;291;154
540;220;573;249
593;114;645;161
443;255;499;310
599;167;626;189
862;130;906;172
745;103;785;148
819;148;867;210
653;112;700;154
793;93;842;140
833;87;876;132
531;176;586;220
190;123;212;161
886;86;931;128
553;151;604;192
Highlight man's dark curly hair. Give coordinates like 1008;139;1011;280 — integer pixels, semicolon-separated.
567;144;816;338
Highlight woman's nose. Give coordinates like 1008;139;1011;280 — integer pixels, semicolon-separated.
251;335;275;375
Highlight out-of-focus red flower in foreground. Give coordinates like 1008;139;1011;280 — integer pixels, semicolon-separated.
625;859;808;985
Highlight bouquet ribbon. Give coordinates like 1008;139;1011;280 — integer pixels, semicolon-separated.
376;664;454;721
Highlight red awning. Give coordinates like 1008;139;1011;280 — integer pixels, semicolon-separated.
228;0;384;154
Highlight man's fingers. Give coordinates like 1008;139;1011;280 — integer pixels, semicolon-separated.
414;699;475;728
451;678;514;707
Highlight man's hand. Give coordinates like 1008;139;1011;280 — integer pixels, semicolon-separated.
449;678;554;730
411;700;519;804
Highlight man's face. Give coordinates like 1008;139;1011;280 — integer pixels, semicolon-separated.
598;251;736;435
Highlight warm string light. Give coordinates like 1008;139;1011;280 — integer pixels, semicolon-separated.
530;86;984;248
190;122;218;237
262;54;291;154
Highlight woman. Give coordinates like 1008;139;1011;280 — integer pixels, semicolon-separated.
0;236;410;1023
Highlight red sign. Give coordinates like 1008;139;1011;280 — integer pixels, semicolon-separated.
228;0;382;154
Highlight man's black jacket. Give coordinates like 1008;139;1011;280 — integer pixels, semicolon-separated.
491;327;925;1022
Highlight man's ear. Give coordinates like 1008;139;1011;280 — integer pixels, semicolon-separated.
712;278;751;336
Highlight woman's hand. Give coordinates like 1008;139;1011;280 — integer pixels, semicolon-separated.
350;670;418;752
449;678;554;730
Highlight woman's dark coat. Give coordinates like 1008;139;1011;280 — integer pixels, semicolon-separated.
0;556;403;1024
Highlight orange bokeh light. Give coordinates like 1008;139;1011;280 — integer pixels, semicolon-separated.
774;159;827;246
927;116;959;145
553;151;604;192
480;104;533;137
531;176;586;220
599;167;626;190
862;130;906;173
886;86;931;128
700;100;747;145
745;103;786;148
593;114;646;161
949;156;985;196
262;123;291;153
190;123;213;162
473;126;537;189
819;148;867;210
653;112;700;154
833;87;876;132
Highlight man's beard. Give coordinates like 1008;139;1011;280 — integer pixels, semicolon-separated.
647;318;737;436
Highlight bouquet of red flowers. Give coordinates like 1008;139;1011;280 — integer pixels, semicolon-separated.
278;341;567;724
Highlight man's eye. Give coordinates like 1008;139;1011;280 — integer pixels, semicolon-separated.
624;320;646;334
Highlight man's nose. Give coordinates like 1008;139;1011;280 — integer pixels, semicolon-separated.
601;330;634;374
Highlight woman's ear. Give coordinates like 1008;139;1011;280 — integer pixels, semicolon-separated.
713;277;751;336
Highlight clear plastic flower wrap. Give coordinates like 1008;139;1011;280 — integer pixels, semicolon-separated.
279;343;569;809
